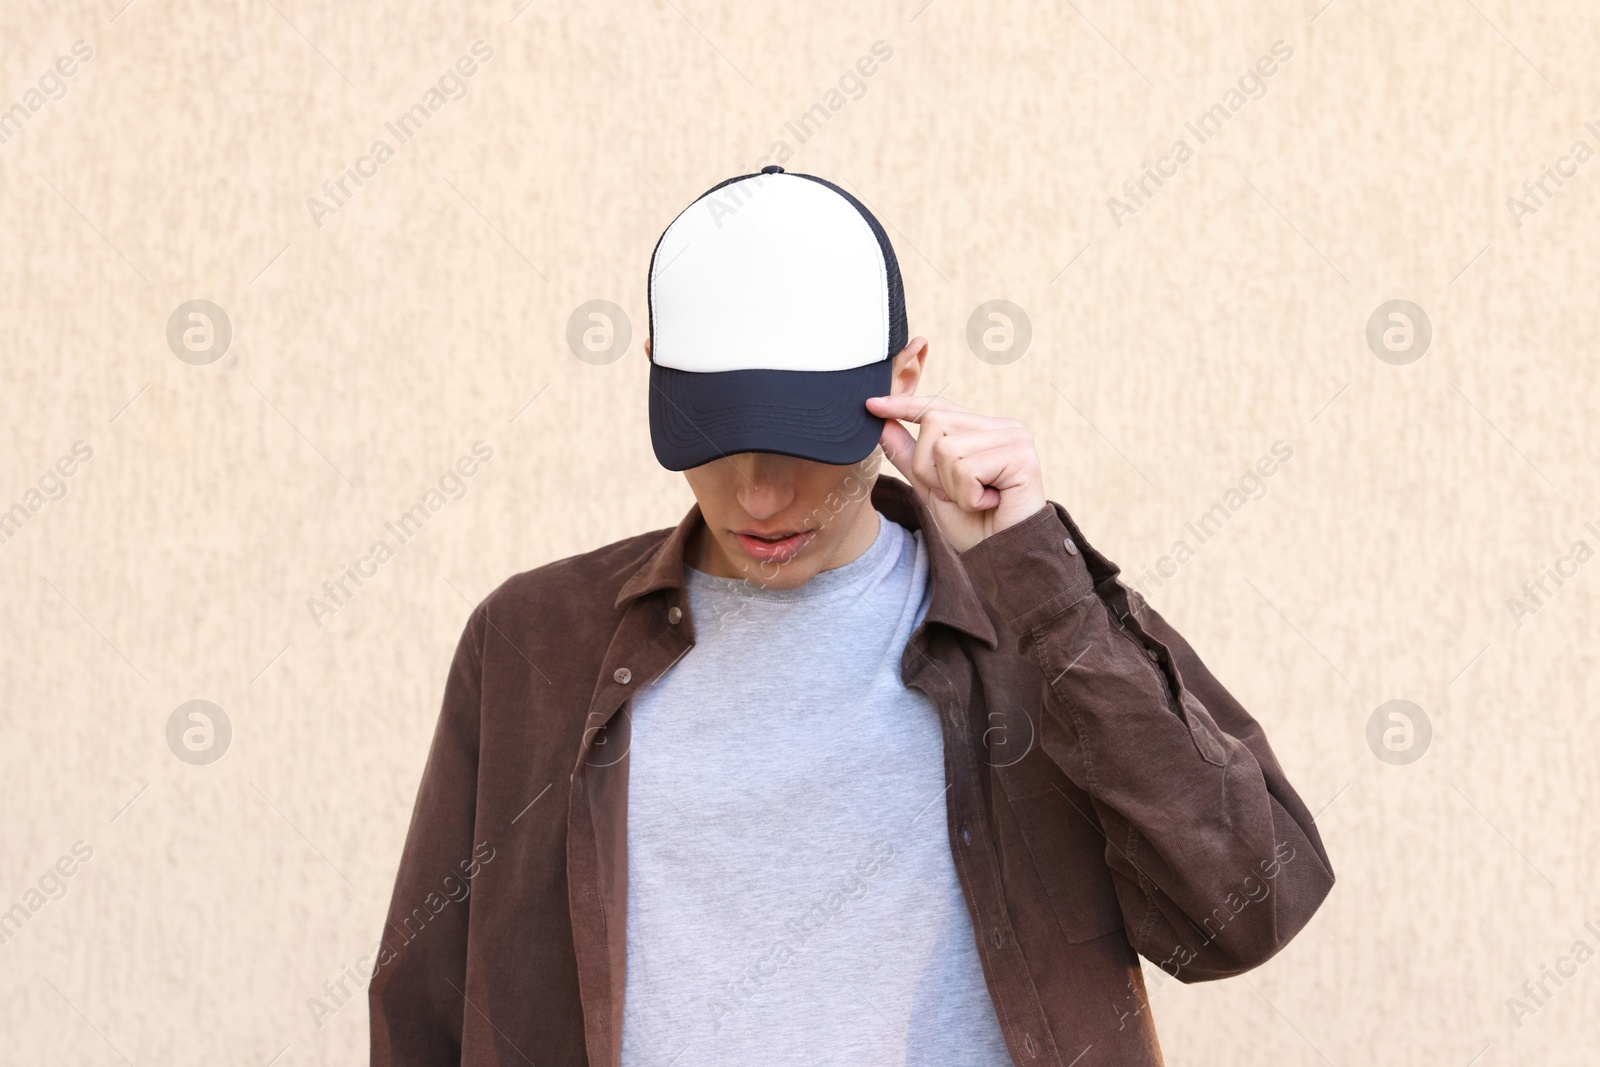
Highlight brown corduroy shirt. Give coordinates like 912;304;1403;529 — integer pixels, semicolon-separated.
368;476;1334;1067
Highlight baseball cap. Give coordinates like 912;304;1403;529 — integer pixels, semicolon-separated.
646;167;906;471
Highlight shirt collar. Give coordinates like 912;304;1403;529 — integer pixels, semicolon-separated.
614;475;999;650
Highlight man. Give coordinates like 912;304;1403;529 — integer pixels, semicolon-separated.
369;168;1334;1067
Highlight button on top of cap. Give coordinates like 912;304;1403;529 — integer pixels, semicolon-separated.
760;165;784;174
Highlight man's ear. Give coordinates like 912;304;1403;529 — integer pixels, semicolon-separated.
890;336;928;396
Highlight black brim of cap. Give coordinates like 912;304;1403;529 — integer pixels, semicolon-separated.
649;360;891;471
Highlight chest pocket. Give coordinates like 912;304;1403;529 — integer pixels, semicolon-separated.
1000;745;1126;944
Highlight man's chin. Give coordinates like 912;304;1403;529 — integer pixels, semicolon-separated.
725;540;825;589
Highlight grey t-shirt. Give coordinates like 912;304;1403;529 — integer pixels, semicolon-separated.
619;512;1013;1066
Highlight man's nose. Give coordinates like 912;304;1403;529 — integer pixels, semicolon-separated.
730;455;796;520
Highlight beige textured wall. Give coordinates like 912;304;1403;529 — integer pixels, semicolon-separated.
3;0;1597;1063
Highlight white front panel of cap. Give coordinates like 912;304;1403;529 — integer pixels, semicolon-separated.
651;175;889;374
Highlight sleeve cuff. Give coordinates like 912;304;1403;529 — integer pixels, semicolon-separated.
959;502;1097;634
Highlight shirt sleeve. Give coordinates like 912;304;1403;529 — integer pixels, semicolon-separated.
368;605;486;1063
960;501;1335;981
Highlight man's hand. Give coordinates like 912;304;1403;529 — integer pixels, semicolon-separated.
865;394;1048;553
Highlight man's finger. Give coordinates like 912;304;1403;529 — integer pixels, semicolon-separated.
882;416;954;501
909;420;940;499
865;393;974;426
929;427;1026;470
936;444;1016;512
878;417;918;482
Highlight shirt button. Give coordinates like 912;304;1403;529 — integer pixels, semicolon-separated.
667;606;683;624
1062;537;1078;556
614;667;632;684
1146;649;1159;662
959;822;971;844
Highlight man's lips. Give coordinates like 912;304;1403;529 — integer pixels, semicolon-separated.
731;529;814;564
